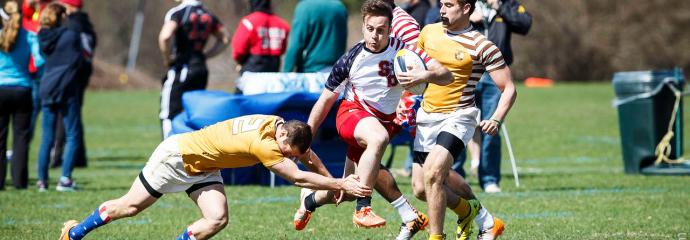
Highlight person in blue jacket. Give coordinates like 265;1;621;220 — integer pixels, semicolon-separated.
0;1;42;190
36;2;86;192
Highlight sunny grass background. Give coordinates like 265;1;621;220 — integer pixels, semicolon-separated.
1;83;689;239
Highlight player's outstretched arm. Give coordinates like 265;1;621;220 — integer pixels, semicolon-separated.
479;66;517;135
297;149;333;178
307;89;339;136
268;159;372;197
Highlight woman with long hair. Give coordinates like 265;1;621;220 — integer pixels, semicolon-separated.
0;0;42;190
36;2;84;192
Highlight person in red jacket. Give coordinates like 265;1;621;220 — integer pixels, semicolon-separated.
21;0;50;141
231;0;289;75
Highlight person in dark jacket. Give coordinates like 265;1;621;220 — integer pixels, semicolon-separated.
36;2;84;192
231;0;289;75
47;0;95;168
454;0;531;193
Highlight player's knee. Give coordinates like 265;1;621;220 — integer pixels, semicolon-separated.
423;168;444;186
122;205;143;217
411;182;426;200
208;216;228;231
366;133;389;149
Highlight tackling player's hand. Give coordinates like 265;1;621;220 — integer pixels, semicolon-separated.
479;119;500;136
333;190;345;206
340;174;372;198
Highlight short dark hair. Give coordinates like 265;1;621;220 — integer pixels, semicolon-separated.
380;0;396;9
361;0;393;25
283;120;312;154
459;0;477;15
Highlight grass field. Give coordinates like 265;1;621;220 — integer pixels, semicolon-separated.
1;83;690;239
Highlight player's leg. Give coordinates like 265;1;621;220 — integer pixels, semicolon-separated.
423;143;455;238
424;140;484;240
351;116;390;228
435;113;504;240
181;182;228;240
412;157;477;205
61;175;159;240
468;128;482;178
293;157;355;230
159;65;182;139
373;166;428;240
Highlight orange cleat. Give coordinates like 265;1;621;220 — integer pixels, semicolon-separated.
59;220;79;240
293;188;314;231
352;207;386;228
395;210;429;240
476;217;505;240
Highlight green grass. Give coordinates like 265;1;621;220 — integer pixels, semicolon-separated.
1;83;690;239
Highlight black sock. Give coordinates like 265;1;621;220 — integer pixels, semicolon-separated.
304;192;321;212
356;196;372;211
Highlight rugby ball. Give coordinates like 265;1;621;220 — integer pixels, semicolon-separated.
394;48;428;95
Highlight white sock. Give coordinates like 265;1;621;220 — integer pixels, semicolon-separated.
470;159;480;169
391;196;417;223
475;206;495;230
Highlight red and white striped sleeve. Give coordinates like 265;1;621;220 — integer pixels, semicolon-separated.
391;7;420;44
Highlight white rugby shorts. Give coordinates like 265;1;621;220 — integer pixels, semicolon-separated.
139;135;223;197
413;106;479;153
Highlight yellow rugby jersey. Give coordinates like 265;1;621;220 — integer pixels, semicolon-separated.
417;23;506;113
177;115;285;175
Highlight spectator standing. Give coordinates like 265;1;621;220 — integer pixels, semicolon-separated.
282;0;347;73
58;0;96;168
0;0;42;190
231;0;289;75
456;0;531;193
158;0;229;139
36;2;85;192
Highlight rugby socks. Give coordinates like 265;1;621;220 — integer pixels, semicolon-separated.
390;196;417;223
475;205;495;230
451;198;471;218
176;227;196;240
69;205;112;240
355;196;372;211
429;233;445;240
304;192;321;212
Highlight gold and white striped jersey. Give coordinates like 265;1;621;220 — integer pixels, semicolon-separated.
417;23;506;113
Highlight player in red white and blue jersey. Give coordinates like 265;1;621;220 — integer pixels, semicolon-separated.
292;0;453;239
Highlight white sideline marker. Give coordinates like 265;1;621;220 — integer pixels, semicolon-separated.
502;124;520;188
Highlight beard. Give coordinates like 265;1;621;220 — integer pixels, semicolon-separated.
441;17;450;26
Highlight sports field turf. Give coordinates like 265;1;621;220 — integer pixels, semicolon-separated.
1;83;689;239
